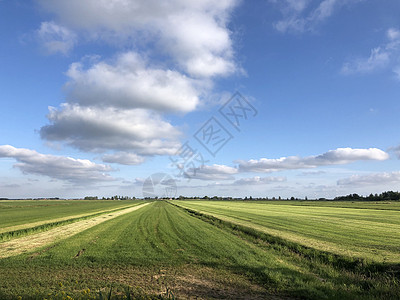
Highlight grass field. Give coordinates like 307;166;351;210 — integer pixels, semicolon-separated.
176;200;400;263
0;200;141;233
0;200;399;299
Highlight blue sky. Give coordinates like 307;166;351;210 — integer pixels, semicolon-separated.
1;0;400;199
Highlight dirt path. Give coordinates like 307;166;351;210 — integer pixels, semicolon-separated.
0;203;150;258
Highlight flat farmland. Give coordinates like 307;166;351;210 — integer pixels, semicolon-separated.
0;200;399;299
0;200;143;235
175;200;400;263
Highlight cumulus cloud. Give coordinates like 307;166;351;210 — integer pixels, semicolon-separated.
161;9;236;78
102;152;145;165
40;104;181;155
0;145;114;183
37;21;76;54
234;176;286;185
35;1;241;161
237;148;389;172
185;164;238;181
37;0;238;78
65;52;201;112
272;0;364;33
342;28;400;76
40;53;189;158
337;171;400;186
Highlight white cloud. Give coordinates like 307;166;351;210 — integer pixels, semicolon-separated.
342;28;400;76
65;52;202;112
0;145;114;183
102;152;145;165
37;21;76;55
234;176;286;185
161;10;236;78
342;47;390;74
337;171;400;186
35;1;241;162
40;104;181;155
387;28;400;41
37;0;238;78
185;164;238;180
272;0;364;34
237;148;389;172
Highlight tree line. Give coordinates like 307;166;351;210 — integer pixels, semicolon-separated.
334;191;400;201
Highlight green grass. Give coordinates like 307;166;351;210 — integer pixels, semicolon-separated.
0;200;141;233
1;201;399;299
235;200;400;211
0;201;145;243
175;200;400;263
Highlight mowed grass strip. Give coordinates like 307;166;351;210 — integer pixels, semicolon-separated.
1;201;398;299
0;203;149;258
175;200;400;263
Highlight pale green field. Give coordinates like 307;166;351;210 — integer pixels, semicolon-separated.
176;200;400;263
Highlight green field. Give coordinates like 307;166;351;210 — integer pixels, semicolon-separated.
0;200;399;299
0;200;141;233
176;200;400;263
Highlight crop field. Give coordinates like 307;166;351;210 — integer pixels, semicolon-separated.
0;200;399;299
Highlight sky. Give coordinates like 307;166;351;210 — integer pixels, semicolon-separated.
1;0;400;199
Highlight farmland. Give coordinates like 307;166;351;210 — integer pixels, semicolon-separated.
0;200;399;299
176;200;400;263
0;200;143;237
